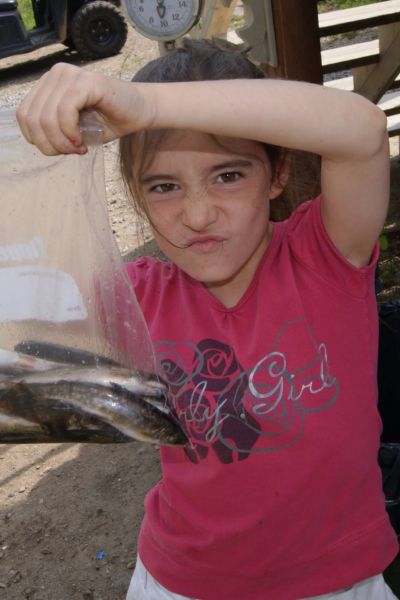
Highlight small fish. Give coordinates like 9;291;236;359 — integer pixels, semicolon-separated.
11;341;168;412
0;343;188;446
14;340;119;368
0;347;63;376
3;363;170;410
0;384;129;444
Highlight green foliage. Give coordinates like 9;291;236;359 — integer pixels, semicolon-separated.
380;234;389;252
318;0;378;12
17;0;35;30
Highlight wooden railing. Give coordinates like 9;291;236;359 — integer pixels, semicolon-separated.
319;0;400;137
194;0;400;138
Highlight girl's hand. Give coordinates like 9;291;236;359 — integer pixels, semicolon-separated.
16;63;155;155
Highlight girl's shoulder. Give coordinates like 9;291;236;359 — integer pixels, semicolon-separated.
280;196;378;295
124;256;198;319
125;256;181;303
125;255;177;283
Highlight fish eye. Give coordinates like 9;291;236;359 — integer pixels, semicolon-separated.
216;171;243;184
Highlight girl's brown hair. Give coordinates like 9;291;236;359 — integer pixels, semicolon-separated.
119;39;320;224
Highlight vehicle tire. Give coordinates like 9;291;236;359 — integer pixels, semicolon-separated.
70;1;128;60
63;37;76;51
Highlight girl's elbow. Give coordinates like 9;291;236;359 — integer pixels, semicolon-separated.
361;102;388;157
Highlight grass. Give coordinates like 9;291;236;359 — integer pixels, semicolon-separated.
318;0;381;11
17;0;35;30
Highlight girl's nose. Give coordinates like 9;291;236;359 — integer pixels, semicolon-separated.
181;191;218;231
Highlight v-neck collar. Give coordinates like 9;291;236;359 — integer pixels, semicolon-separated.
183;221;283;313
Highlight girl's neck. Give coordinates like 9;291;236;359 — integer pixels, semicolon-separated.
204;223;273;308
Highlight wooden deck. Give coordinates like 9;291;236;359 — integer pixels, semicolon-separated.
319;0;400;36
325;73;400;92
196;0;400;137
321;39;380;74
319;0;400;137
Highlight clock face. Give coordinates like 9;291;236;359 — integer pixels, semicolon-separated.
124;0;202;41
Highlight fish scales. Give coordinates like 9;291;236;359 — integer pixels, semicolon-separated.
0;344;188;446
21;378;182;444
0;382;130;443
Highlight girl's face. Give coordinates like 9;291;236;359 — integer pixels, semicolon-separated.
140;130;284;307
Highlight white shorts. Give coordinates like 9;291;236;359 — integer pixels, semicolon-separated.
126;556;398;600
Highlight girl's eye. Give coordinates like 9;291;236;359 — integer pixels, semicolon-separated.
216;171;243;184
150;182;179;194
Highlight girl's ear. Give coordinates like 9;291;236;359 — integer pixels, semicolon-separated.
269;152;291;200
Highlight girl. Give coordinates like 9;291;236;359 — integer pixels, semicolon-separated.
17;40;398;600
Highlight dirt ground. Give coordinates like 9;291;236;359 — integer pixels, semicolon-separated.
0;24;399;600
0;29;163;600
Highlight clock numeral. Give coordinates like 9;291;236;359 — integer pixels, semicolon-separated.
149;16;154;24
172;13;181;20
160;19;169;28
138;5;144;11
179;1;187;6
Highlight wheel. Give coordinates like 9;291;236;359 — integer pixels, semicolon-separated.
63;37;76;51
70;1;128;60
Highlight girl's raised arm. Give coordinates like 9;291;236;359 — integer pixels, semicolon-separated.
147;78;389;269
17;64;389;268
16;63;157;155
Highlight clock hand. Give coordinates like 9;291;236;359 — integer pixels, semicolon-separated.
156;0;166;19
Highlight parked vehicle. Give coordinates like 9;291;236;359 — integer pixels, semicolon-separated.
0;0;128;60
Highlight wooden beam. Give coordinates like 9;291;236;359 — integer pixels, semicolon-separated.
321;39;379;74
262;0;322;83
387;112;400;136
379;90;400;116
325;72;400;92
319;0;400;37
353;23;400;102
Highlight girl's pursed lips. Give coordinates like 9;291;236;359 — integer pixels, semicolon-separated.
184;235;226;246
184;235;226;253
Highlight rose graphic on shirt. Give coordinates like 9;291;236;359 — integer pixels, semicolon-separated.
170;339;260;463
156;321;339;464
191;339;241;391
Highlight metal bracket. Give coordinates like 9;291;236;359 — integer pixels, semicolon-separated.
191;0;277;66
190;0;238;41
237;0;277;66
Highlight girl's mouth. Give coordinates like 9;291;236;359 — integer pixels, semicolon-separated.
185;236;225;254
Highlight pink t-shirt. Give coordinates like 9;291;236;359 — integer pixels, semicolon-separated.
126;197;398;600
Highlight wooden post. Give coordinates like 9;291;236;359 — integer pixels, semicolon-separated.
262;0;322;84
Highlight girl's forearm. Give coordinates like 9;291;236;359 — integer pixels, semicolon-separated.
141;79;387;161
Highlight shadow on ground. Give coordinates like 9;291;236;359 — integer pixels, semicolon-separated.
0;46;102;86
0;442;160;600
385;553;400;596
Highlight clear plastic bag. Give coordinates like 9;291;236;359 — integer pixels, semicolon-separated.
0;109;154;372
0;110;185;446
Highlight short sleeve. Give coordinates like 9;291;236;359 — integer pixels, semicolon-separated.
286;196;378;297
125;257;151;305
